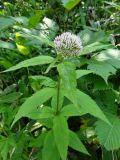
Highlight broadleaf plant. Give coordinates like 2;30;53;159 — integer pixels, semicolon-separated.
3;29;120;160
2;1;120;160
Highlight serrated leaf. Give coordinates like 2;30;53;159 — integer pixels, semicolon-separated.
88;49;120;82
62;0;81;10
12;88;55;126
96;115;120;150
69;130;89;155
88;60;116;82
53;115;69;160
76;70;93;79
81;42;113;55
42;131;60;160
4;56;54;72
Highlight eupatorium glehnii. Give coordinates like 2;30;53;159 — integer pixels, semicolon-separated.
54;32;83;57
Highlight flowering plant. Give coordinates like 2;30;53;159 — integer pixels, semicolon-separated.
54;32;83;57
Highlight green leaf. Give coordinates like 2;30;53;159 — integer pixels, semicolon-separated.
78;29;93;45
96;49;120;67
57;61;77;106
69;130;89;155
88;49;120;82
0;92;22;103
78;29;109;46
4;56;54;72
76;70;93;79
0;40;16;50
20;31;54;47
96;115;120;150
104;1;120;11
29;10;44;28
42;131;60;160
94;90;117;115
77;90;110;124
102;147;117;160
29;132;47;147
81;42;114;55
88;60;116;82
57;62;76;90
0;135;15;160
61;104;84;117
0;17;15;30
26;107;54;119
53;115;69;160
12;16;28;25
29;75;56;89
62;0;81;10
12;88;55;126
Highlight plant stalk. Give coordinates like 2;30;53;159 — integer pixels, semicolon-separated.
55;76;60;115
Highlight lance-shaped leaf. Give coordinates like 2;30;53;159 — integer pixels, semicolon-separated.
0;17;15;29
4;56;54;72
53;115;69;160
12;88;55;126
0;40;16;50
26;107;54;119
0;92;22;103
76;69;93;79
42;131;60;160
77;89;110;124
57;61;77;107
81;42;113;55
69;130;89;155
61;104;84;117
62;0;81;10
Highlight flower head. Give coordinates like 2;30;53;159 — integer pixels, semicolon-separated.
54;32;83;57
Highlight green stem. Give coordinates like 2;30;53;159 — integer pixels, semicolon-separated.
55;76;60;115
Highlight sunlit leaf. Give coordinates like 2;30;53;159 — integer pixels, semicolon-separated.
4;56;54;72
62;0;81;10
12;88;55;126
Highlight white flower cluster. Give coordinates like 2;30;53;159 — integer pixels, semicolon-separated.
54;32;83;57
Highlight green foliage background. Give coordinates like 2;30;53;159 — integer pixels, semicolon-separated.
0;0;120;160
